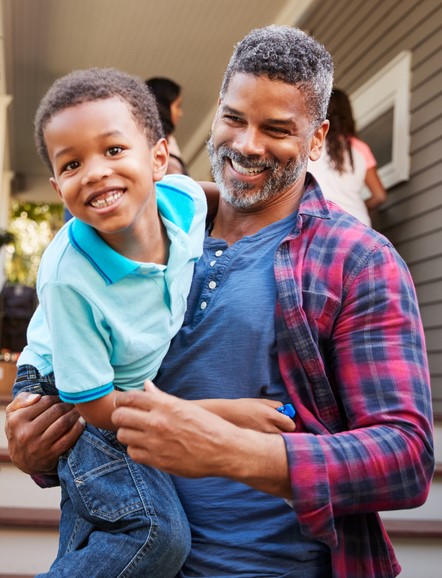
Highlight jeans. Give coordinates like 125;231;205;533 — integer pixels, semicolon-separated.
14;365;191;578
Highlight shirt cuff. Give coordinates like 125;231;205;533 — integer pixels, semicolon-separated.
31;472;60;488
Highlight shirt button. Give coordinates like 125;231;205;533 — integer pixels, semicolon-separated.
200;301;207;310
210;260;216;267
215;250;223;257
208;281;217;289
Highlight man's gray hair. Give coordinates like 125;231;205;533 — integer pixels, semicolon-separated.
220;25;334;128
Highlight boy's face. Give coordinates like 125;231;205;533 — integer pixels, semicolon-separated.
45;97;168;240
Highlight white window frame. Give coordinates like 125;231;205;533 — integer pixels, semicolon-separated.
350;51;411;189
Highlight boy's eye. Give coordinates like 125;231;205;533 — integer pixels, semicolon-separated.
63;161;79;172
107;146;124;156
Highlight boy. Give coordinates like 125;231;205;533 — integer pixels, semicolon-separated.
14;67;201;577
14;68;294;577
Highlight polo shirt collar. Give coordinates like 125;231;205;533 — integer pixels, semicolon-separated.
68;219;143;285
67;181;195;286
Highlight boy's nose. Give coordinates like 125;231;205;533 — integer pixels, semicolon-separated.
81;160;112;186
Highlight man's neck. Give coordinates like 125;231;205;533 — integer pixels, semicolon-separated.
211;185;304;245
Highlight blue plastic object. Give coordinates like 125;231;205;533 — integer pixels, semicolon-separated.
276;403;296;420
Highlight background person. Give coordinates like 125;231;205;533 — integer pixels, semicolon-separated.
308;87;386;226
146;76;187;174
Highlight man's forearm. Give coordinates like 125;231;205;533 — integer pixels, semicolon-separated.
225;426;292;498
113;382;293;499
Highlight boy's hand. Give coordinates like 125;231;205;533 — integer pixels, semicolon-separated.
5;392;85;475
194;398;296;433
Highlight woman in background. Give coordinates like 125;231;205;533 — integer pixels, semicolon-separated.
146;77;187;174
308;88;386;227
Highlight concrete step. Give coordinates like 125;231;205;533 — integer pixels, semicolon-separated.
0;526;59;576
387;535;442;578
0;455;61;509
380;465;442;521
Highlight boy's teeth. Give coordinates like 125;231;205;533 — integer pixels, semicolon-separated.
231;160;265;175
90;191;123;208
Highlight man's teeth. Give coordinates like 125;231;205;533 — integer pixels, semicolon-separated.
89;191;123;208
231;160;265;175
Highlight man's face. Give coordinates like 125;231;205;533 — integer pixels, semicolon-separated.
208;73;322;210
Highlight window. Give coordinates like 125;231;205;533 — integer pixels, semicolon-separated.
351;51;411;189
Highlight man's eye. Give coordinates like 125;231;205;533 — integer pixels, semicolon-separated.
267;126;290;136
107;146;124;156
224;115;243;124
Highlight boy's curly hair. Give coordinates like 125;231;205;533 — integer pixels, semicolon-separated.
34;67;164;173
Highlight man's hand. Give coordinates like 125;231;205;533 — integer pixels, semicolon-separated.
113;381;292;498
195;398;296;433
5;392;85;475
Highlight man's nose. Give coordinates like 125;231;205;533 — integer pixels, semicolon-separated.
81;158;112;186
233;127;265;157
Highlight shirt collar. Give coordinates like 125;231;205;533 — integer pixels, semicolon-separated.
68;219;141;285
67;182;194;285
299;173;331;220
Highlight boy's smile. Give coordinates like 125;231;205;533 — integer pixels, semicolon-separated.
44;97;168;257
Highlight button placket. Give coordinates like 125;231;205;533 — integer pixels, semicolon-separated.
196;244;229;319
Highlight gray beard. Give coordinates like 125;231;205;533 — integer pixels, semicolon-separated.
207;136;308;210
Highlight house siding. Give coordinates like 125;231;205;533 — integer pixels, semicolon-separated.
300;0;442;415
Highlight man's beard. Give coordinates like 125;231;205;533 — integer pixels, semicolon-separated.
207;135;308;210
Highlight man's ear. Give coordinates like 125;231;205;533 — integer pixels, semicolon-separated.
211;97;222;131
49;177;64;201
309;120;329;161
152;138;169;181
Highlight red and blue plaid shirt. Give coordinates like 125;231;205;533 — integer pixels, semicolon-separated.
278;174;434;577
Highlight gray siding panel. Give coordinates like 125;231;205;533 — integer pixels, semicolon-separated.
301;0;442;412
408;256;442;284
424;327;442;351
410;115;442;154
410;93;442;133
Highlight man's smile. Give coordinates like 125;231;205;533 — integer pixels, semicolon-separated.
230;159;267;176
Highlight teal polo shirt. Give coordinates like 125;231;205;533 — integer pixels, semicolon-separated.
19;175;207;403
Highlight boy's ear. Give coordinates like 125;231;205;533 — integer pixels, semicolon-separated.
49;177;64;201
309;120;329;161
152;138;169;181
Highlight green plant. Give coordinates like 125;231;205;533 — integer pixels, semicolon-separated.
4;202;64;286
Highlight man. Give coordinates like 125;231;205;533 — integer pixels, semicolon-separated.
6;26;434;578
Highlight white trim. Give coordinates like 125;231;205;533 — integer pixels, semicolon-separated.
351;51;411;188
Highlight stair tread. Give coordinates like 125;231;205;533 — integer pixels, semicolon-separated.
0;506;60;529
384;518;442;538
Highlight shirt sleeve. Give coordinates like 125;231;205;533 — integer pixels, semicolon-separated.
160;174;207;260
39;281;114;403
282;243;434;547
351;137;377;169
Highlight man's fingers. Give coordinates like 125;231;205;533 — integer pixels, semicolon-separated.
6;391;42;412
25;398;78;437
46;410;85;456
114;380;168;411
113;405;152;433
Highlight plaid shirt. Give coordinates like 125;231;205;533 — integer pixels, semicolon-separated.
279;175;434;577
